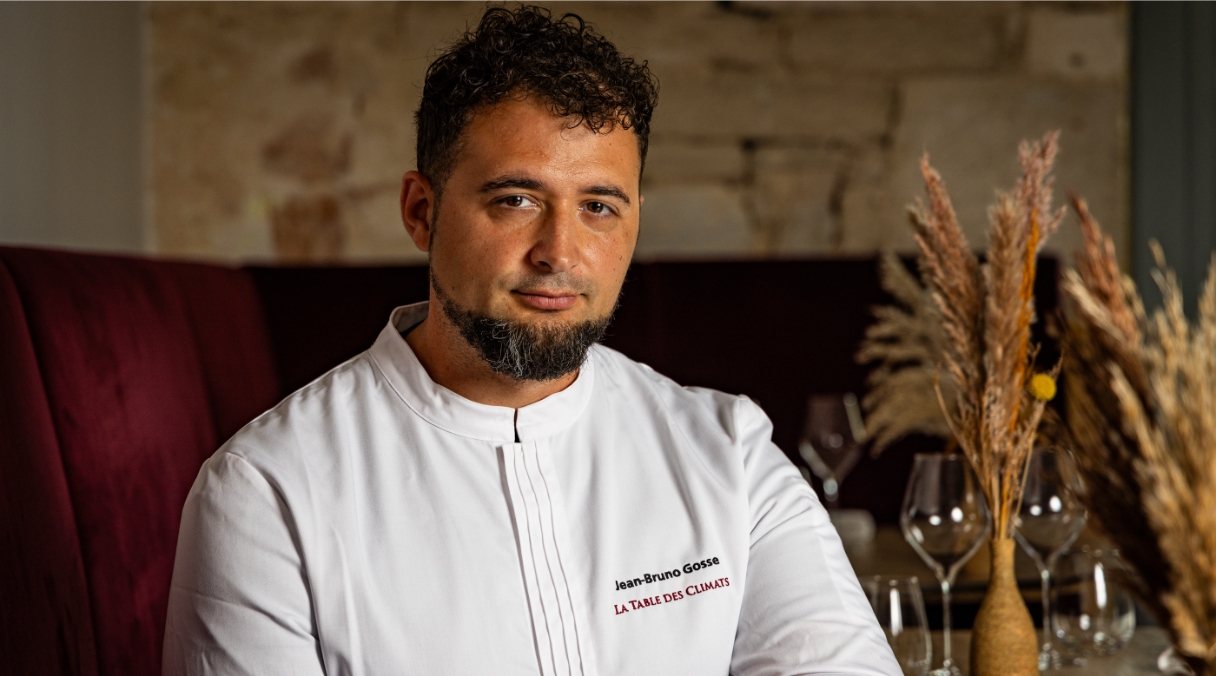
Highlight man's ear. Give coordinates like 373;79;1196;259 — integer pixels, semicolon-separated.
400;171;435;252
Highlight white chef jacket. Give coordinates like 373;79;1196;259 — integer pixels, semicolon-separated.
164;302;900;676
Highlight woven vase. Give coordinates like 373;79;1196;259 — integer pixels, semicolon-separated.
970;538;1039;676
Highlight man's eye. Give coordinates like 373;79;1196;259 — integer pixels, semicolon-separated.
502;195;528;208
586;201;609;215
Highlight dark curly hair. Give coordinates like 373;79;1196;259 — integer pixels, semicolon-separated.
415;5;659;194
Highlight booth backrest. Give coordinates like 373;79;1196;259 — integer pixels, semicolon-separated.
0;246;1057;676
0;248;279;676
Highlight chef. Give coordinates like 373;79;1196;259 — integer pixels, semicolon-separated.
163;6;900;675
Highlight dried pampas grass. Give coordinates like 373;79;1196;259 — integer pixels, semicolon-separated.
855;252;956;455
1063;196;1216;673
908;131;1062;541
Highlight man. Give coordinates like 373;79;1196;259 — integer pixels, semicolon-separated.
164;6;900;675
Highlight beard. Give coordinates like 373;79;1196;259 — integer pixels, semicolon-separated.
430;267;615;382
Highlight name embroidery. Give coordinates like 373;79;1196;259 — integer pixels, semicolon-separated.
613;556;721;591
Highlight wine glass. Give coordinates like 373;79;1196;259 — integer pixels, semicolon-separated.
901;452;991;676
1050;547;1135;664
798;393;866;510
1013;446;1087;670
862;575;933;676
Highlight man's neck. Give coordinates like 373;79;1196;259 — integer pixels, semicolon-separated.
403;312;579;410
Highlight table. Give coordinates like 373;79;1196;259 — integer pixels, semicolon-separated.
943;628;1168;675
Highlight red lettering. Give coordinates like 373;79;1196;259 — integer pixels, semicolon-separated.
616;588;710;617
682;579;733;598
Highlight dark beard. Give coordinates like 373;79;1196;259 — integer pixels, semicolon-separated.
431;268;614;382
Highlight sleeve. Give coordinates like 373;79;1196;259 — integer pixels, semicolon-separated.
163;452;326;676
729;397;902;676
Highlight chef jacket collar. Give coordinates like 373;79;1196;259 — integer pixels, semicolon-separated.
369;302;596;443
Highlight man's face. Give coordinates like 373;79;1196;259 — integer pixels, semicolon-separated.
423;95;641;368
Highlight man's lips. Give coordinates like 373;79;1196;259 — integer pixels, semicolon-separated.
514;290;579;311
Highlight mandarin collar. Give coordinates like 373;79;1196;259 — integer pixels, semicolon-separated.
368;302;596;443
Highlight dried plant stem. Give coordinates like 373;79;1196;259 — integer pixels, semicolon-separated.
911;131;1061;542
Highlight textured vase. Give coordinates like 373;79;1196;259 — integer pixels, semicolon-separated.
971;538;1039;676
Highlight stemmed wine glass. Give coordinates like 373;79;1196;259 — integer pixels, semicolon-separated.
798;393;866;510
901;453;991;676
1013;447;1087;670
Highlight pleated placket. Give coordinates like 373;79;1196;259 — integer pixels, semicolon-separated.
502;439;595;676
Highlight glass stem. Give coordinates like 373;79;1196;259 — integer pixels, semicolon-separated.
941;578;953;669
1040;568;1052;654
823;477;839;509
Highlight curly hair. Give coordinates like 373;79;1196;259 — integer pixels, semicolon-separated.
415;5;659;193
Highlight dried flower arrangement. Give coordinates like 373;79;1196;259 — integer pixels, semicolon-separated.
855;251;956;456
909;131;1063;543
1062;196;1216;674
907;132;1067;675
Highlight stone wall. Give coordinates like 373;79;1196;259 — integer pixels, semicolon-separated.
147;1;1128;264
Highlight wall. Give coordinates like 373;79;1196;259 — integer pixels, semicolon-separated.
0;2;144;253
145;2;1128;264
1132;1;1216;312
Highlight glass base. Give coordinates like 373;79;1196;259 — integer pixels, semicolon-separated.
1051;655;1087;669
1158;646;1197;676
929;665;963;676
1040;647;1085;670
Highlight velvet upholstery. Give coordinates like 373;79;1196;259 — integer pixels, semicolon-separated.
248;265;429;394
162;261;280;443
0;258;100;676
0;248;282;676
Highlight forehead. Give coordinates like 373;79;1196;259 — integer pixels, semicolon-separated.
452;96;642;179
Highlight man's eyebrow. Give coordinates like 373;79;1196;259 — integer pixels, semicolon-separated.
479;176;545;193
586;185;631;206
479;177;632;206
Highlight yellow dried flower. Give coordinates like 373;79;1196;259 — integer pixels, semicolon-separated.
1028;373;1057;401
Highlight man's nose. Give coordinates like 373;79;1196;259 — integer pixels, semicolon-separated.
529;207;580;274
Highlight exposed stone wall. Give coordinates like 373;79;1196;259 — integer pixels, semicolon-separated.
147;1;1128;264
